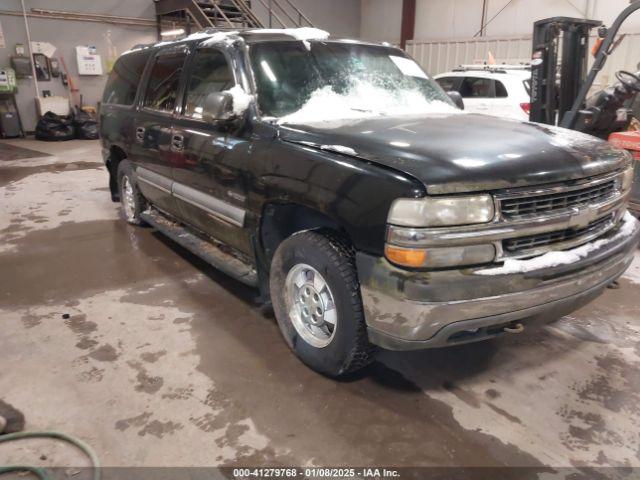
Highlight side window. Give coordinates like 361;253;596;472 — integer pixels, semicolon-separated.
459;77;494;98
144;52;187;112
495;80;508;98
435;77;458;92
183;49;234;119
102;50;151;105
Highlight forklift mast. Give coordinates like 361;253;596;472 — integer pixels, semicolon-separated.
530;17;602;125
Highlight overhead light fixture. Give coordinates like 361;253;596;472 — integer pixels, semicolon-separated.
161;28;185;37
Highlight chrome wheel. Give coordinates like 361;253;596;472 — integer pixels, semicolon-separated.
284;263;338;348
121;175;136;222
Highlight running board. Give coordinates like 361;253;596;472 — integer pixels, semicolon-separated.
140;209;258;287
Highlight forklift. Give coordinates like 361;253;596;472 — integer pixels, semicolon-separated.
529;0;640;215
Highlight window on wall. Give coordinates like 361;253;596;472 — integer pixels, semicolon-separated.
144;52;187;112
102;50;152;105
459;77;493;98
183;49;234;119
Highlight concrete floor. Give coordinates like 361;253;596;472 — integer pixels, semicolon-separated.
1;139;640;475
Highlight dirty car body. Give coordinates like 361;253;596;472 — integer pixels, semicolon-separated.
100;30;640;371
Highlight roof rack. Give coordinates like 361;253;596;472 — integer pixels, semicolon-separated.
453;64;531;73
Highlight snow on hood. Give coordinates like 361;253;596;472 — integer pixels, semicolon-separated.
295;141;357;156
277;82;459;126
476;212;638;276
250;27;330;50
225;84;253;115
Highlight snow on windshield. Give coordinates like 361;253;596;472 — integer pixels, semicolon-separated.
250;41;459;125
277;81;459;125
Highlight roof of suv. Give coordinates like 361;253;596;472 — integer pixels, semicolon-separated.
124;29;392;56
436;66;531;80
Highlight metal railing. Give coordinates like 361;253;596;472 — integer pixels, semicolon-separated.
155;0;313;38
253;0;314;28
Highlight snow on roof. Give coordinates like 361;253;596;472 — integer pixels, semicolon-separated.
245;27;329;50
121;27;330;56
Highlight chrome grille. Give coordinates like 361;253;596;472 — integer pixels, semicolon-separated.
500;179;617;219
503;214;615;255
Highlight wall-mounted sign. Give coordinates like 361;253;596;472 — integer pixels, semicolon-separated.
31;42;57;58
75;46;103;75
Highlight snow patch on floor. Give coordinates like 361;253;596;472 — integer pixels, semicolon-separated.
278;82;459;125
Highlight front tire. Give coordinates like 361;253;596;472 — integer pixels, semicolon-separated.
270;230;375;377
117;160;146;225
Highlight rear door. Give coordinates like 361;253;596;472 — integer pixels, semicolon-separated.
132;46;188;216
435;76;462;94
458;76;495;114
171;46;253;255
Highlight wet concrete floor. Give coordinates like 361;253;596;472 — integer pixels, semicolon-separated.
1;139;640;475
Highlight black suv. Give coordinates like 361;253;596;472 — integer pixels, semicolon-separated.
100;29;640;376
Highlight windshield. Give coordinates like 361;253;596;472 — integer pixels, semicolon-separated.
248;41;457;123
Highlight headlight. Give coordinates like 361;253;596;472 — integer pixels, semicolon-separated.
388;195;495;227
621;165;634;192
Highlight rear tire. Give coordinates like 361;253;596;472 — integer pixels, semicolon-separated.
117;160;146;226
270;230;375;377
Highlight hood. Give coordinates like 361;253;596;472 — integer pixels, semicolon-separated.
279;114;629;194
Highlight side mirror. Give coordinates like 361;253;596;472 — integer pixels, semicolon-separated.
447;91;465;110
202;92;234;122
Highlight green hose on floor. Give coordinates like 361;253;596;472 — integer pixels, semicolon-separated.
0;431;100;480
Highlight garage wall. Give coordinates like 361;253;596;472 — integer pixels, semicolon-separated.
360;0;640;42
360;0;402;44
0;0;157;132
252;0;362;39
469;0;640;39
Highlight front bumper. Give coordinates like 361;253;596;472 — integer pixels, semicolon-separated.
357;213;640;351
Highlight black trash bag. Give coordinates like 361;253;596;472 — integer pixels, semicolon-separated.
35;111;75;141
73;108;99;140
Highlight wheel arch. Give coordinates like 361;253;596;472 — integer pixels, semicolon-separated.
259;202;353;264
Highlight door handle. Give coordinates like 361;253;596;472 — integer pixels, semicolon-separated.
135;127;145;142
172;134;184;152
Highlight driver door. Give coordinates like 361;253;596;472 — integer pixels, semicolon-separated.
171;46;253;256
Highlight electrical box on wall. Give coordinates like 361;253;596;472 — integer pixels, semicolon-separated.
75;46;103;75
0;68;17;93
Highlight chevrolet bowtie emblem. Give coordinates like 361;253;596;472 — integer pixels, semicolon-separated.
567;207;597;229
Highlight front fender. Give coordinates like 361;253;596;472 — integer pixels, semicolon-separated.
253;141;425;255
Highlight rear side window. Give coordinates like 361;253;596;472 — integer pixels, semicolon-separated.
435;77;458;92
183;49;234;119
459;77;493;98
495;80;508;98
144;52;187;112
102;50;151;106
